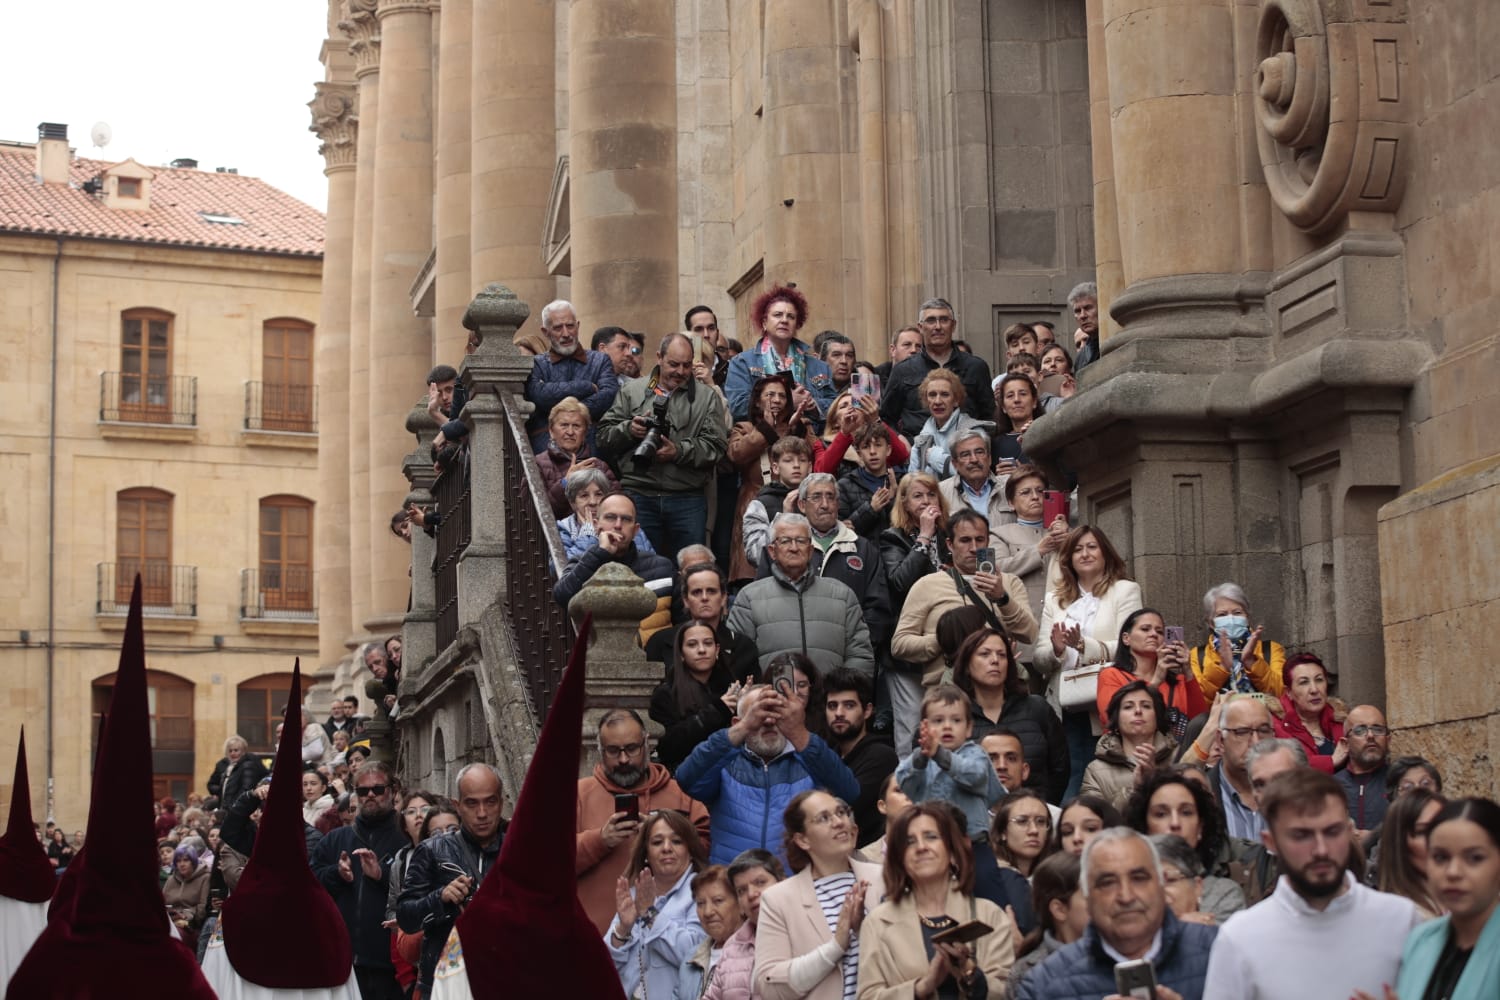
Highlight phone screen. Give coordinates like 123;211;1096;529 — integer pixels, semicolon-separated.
613;793;640;819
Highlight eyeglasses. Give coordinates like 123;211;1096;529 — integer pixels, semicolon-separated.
601;743;645;758
807;805;853;827
1161;869;1193;886
1348;725;1389;738
1224;725;1276;740
1008;815;1050;830
430;824;462;837
1397;777;1438;795
354;784;388;798
773;537;811;549
403;806;432;817
1013;487;1046;498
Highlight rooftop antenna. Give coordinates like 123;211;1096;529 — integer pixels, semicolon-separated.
90;122;112;151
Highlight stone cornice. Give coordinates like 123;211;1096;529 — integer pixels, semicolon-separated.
309;81;358;171
338;0;381;76
376;0;432;18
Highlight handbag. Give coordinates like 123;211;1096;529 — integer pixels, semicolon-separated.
1058;659;1107;712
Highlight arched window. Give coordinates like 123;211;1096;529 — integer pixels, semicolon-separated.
117;488;172;606
236;673;299;754
120;308;174;422
260;318;315;431
259;495;314;612
92;669;194;801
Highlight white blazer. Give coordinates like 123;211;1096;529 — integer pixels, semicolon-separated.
1030;579;1143;709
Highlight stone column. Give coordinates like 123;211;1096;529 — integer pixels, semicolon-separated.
434;0;472;363
853;0;890;361
367;0;435;628
340;0;381;644
1086;0;1123;341
469;0;555;315
456;285;534;627
401;402;439;671
569;0;678;334
309;81;358;673
763;0;844;324
1102;0;1242;318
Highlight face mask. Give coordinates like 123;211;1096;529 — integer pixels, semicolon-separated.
1213;614;1251;642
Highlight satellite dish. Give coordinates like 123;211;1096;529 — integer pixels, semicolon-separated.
90;122;113;149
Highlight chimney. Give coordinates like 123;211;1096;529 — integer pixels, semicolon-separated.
36;122;70;185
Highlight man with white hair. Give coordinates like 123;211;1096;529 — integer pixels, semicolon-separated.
1208;695;1277;840
675;683;860;866
1068;282;1101;372
1016;828;1219;1000
523;299;619;450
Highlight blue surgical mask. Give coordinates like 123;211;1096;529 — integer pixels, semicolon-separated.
1213;614;1251;642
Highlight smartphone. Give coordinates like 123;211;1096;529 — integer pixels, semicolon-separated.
1043;490;1069;527
1165;625;1186;647
613;793;640;820
1039;372;1067;397
690;333;704;365
866;373;882;404
976;547;996;575
929;919;993;945
850;372;867;403
1114;958;1158;999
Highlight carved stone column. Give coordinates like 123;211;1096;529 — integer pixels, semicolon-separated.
434;0;472;363
469;0;555;314
568;0;678;334
567;564;661;776
310;81;358;677
367;0;435;630
456;285;534;627
339;0;381;647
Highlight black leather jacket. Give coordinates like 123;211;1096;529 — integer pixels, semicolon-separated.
396;825;505;992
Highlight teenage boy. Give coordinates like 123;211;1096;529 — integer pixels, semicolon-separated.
837;422;898;540
741;436;812;570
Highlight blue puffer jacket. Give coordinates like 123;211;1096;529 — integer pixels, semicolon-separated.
1015;910;1217;1000
674;727;860;866
524;347;619;447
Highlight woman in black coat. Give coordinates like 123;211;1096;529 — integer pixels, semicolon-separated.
648;623;755;772
952;627;1069;803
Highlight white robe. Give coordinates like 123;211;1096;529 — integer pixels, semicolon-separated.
428;927;474;1000
201;921;361;1000
0;896;49;992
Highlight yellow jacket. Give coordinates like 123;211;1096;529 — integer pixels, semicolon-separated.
1189;637;1286;701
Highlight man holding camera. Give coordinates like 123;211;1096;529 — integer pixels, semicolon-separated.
598;333;729;562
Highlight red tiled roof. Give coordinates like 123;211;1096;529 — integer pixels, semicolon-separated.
0;145;323;257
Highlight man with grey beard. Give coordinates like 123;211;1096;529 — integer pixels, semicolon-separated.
574;708;710;934
675;684;860;865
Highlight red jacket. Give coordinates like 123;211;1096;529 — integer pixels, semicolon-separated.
1274;694;1344;773
575;762;711;934
1095;666;1208;730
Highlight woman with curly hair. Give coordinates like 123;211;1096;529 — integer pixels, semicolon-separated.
725;285;836;423
1125;770;1246;922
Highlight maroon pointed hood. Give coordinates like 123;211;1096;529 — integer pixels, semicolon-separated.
6;578;215;998
0;729;54;903
221;661;352;987
454;615;625;997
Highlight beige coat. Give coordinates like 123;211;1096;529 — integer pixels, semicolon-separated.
1029;579;1143;709
1078;730;1178;812
856;888;1014;1000
754;859;886;1000
891;570;1038;686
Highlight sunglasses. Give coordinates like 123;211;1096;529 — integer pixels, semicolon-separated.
354;784;388;798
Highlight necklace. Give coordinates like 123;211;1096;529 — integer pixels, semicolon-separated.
918;913;955;930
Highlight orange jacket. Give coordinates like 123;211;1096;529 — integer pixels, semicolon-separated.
575;762;712;934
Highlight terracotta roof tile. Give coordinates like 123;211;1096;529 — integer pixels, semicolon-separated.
0;145;323;257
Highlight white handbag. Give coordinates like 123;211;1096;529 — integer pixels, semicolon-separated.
1059;661;1107;712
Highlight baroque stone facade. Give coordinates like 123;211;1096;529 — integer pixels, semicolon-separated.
311;0;1498;795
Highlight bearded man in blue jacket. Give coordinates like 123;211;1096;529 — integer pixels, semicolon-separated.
674;683;859;867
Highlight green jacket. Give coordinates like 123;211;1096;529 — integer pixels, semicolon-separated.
597;372;728;494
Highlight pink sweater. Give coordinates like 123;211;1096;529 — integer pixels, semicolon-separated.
703;921;758;1000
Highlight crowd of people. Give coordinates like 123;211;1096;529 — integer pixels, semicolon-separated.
363;285;1498;999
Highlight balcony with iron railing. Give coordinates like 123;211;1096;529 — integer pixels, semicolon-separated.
244;381;319;446
97;562;197;630
240;567;318;636
98;372;197;440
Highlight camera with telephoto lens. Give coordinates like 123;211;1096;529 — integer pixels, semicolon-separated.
631;395;673;467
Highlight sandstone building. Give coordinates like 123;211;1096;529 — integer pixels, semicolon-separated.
310;0;1498;795
0;125;324;824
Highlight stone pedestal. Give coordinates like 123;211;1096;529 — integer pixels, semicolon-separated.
567;562;663;777
402;402;439;673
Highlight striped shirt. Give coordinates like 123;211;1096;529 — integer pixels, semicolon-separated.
813;871;859;1000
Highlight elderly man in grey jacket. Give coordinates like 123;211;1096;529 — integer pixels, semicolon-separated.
726;513;874;679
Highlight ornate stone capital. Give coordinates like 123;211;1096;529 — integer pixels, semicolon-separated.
338;0;382;76
1253;0;1416;234
308;81;358;171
